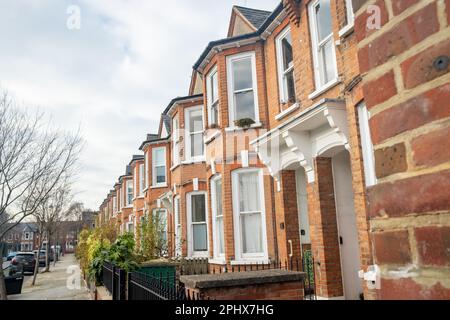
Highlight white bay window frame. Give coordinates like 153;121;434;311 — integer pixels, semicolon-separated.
187;191;208;257
226;51;260;127
308;0;339;93
139;163;145;196
145;152;149;190
172;116;180;167
207;66;219;127
125;180;133;207
211;175;225;261
184;106;205;163
152;147;167;187
231;168;268;263
339;0;355;37
276;27;296;105
134;166;138;199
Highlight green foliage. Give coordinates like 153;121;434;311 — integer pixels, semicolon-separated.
234;118;255;128
108;233;139;272
137;214;168;261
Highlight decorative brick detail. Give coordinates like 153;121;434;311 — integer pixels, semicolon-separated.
358;2;440;73
412;126;450;167
415;226;450;266
373;230;411;264
369;83;450;144
392;0;421;16
374;143;407;178
367;170;450;218
363;70;397;109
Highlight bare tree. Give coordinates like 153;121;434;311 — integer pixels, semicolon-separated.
0;91;83;300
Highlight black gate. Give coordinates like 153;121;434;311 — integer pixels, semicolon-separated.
102;261;126;300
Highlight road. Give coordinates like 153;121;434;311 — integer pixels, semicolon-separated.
7;254;91;300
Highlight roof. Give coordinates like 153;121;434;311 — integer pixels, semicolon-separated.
162;114;171;134
162;94;204;115
139;133;169;150
128;154;144;165
193;2;284;71
234;6;272;29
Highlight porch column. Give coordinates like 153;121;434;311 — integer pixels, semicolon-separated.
307;157;344;298
274;170;302;265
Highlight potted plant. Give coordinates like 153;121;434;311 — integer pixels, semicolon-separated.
234;118;255;129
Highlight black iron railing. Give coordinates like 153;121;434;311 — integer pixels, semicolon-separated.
127;271;204;301
102;262;126;300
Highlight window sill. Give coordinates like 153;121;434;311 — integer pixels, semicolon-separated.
275;103;300;121
308;78;341;100
137;195;144;199
170;163;181;171
182;158;206;165
230;258;270;265
338;23;354;38
150;184;168;189
225;122;263;132
143;187;149;192
188;252;209;258
208;258;226;265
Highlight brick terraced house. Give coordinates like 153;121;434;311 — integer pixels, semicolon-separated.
96;0;450;300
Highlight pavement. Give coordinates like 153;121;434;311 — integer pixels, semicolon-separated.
2;259;9;270
7;253;91;300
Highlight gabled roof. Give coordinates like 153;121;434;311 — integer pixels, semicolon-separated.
194;2;284;71
234;6;272;30
128;154;144;166
139;133;167;151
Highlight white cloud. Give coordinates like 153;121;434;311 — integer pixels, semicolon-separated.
0;0;280;209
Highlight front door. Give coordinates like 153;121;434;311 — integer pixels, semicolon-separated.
332;151;362;300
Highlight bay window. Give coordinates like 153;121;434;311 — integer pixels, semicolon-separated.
126;180;133;206
187;192;208;257
174;196;182;256
139;163;145;196
152;147;166;187
309;0;338;90
172;116;180;166
276;27;296;105
232;169;267;261
152;208;168;243
134;166;138;198
226;52;259;125
207;67;219;126
185;106;204;161
145;152;149;189
211;176;225;259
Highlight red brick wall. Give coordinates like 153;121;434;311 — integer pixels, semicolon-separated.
185;280;304;300
354;0;450;299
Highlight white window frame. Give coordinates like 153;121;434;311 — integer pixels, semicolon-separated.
231;168;268;262
211;175;225;261
308;0;339;91
186;191;209;258
358;102;377;187
152;147;167;187
172;116;180;166
113;196;117;214
339;0;355;37
206;66;219;126
126;180;133;207
226;51;260;127
152;208;168;247
184;105;205;163
134;166;138;199
174;196;182;257
145;151;149;189
139;163;145;196
276;27;295;105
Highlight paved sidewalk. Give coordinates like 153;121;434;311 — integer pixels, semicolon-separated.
8;254;91;300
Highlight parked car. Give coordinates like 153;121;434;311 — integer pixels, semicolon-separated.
33;250;49;267
11;252;36;274
6;252;17;261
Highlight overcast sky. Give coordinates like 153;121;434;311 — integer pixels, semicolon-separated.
0;0;280;210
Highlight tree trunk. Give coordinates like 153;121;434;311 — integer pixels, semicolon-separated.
0;266;7;300
44;234;50;273
32;237;44;286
